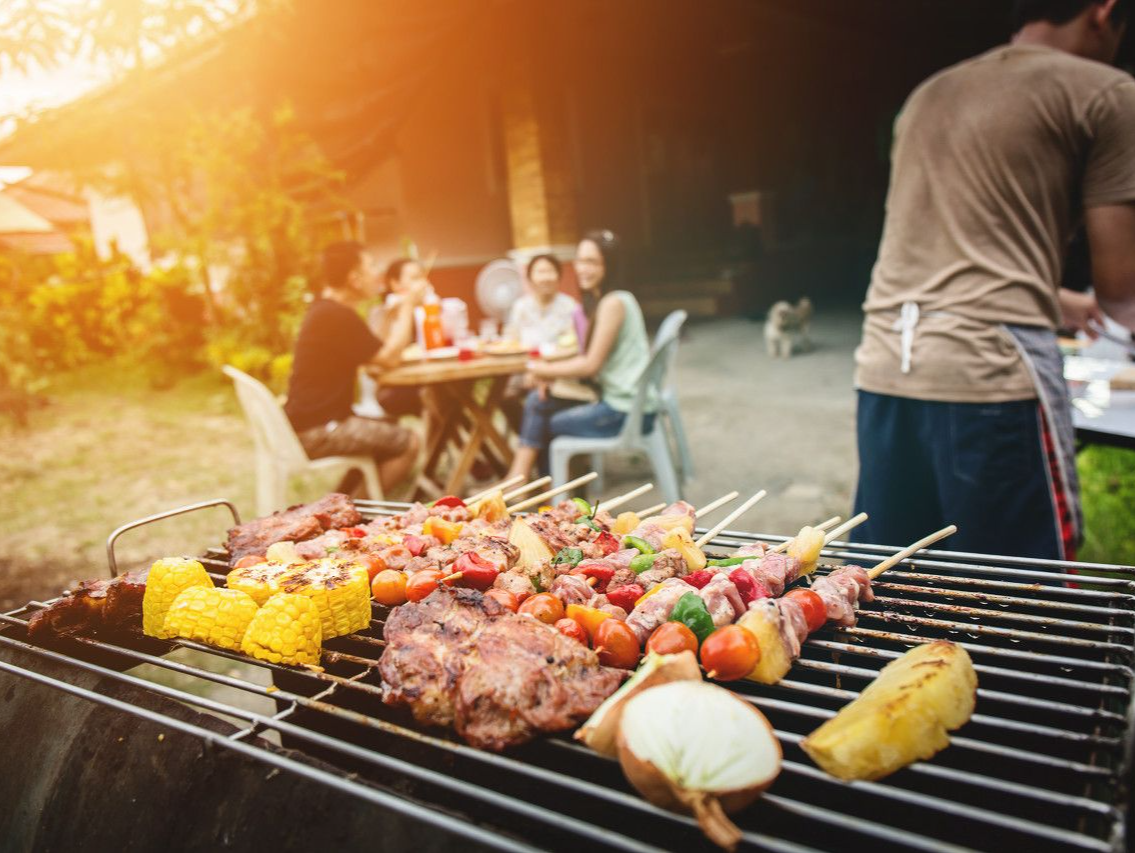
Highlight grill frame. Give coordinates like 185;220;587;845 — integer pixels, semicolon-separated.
1;497;1133;853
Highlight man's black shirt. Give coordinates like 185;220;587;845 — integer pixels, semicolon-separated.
284;298;380;432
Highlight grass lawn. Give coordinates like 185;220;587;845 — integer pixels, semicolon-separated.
1077;445;1135;567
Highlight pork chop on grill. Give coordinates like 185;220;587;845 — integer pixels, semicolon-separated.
27;570;148;642
225;493;361;564
379;588;626;750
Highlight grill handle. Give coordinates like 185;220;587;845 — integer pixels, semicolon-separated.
106;499;242;577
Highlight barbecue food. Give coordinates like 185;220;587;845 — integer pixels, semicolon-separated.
225;493;361;564
241;592;323;666
26;571;148;642
226;560;294;605
380;587;626;750
508;517;555;569
801;640;977;781
142;558;213;638
162;587;260;652
275;559;371;640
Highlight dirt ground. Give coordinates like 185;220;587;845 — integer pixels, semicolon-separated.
0;311;862;611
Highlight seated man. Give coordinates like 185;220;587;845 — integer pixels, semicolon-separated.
284;241;426;495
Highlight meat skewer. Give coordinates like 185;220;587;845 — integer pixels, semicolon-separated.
635;502;668;519
693;491;740;518
599;482;654;513
501;476;552;502
768;515;842;554
694;490;768;548
506;473;600;512
465;474;526;505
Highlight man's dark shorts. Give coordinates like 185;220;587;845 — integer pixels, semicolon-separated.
297;416;412;463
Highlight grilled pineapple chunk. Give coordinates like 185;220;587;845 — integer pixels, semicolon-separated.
737;600;794;684
473;491;509;523
227;560;293;606
787;525;825;577
143;558;213;638
276;558;371;639
508;518;555;569
661;527;707;572
801;641;977;781
241;592;322;666
163;587;259;651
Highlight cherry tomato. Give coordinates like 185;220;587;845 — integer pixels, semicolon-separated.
484;588;519;613
645;621;699;656
784;587;827;633
405;569;443;603
518;592;565;625
594;619;641;669
355;553;387;583
554;617;588;645
433;495;466;509
700;625;761;681
232;554;265;570
371;569;408;606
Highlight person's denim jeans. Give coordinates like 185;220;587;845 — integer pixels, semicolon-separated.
518;392;654;475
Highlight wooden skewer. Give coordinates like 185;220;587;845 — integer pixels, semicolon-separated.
507;472;599;513
695;490;768;548
867;525;957;580
502;476;552;502
770;515;843;554
635;502;668;519
823;512;869;545
586;576;598;587
440;571;462;583
599;483;654;513
695;491;739;518
705;670;718;680
465;475;525;505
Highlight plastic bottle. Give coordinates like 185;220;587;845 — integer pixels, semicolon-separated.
421;294;446;350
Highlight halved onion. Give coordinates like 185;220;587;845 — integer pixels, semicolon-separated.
616;681;781;851
265;540;303;565
575;651;701;756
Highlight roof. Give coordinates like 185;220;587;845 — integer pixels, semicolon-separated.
0;193;56;233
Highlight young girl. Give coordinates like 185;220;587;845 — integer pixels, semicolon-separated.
507;230;655;478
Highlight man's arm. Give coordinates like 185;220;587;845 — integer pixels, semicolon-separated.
370;300;417;370
1085;204;1135;330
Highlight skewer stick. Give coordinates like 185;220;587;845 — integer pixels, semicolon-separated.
599;483;654;513
501;476;552;502
636;502;668;519
823;512;869;545
507;472;599;513
586;576;598;587
695;491;739;518
868;525;957;580
770;515;843;554
695;490;768;548
440;572;462;583
465;475;525;505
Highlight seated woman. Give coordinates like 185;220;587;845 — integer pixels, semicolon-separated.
507;230;654;479
504;253;579;350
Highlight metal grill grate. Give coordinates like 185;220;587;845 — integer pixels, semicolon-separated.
2;498;1133;853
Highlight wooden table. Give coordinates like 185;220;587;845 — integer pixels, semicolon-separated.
372;353;530;497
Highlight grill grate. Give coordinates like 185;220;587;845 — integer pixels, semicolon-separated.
1;498;1133;853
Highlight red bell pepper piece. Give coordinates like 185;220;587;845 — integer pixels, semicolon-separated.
433;495;466;509
728;568;771;604
605;584;644;613
452;551;500;591
403;534;427;557
342;527;367;538
682;570;715;589
571;561;615;593
593;531;621;556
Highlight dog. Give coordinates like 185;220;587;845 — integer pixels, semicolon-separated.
764;297;813;358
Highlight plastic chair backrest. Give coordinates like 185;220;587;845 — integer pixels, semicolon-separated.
222;365;310;467
652;309;687;384
617;323;681;445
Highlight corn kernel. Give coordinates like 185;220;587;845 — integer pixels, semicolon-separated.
162;587;259;651
241;592;322;666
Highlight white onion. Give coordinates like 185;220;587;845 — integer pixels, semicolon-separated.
617;681;781;851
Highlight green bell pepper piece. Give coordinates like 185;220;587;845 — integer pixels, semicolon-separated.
706;556;746;568
623;535;655;555
669;592;715;645
552;547;584;567
630;553;660;574
572;497;594;518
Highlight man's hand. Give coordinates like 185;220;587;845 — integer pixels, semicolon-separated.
1057;288;1104;338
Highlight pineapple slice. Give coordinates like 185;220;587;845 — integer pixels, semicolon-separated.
801;640;977;781
736;600;794;684
508;518;554;569
661;527;707;572
787;525;825;577
613;512;641;536
473;491;509;523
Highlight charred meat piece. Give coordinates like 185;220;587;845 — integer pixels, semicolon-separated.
27;570;148;642
225;493;361;564
380;587;625;750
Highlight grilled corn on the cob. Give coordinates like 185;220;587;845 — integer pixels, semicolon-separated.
240;592;322;666
162;587;260;651
227;560;293;606
142;558;213;638
277;558;371;639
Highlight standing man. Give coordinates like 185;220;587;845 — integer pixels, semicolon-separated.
854;0;1135;559
285;241;426;495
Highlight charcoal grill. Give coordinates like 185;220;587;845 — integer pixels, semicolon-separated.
2;497;1133;853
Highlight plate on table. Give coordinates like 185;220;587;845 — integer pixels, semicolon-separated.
483;340;529;356
402;345;461;362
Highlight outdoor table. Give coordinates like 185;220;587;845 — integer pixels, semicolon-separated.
1064;333;1135;451
372;352;530;497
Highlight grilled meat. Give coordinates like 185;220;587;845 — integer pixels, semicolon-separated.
225;493;360;564
811;565;874;627
27;570;148;642
380;587;625;750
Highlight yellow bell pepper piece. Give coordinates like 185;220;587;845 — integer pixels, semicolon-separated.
634;584;667;608
565;603;612;642
422;516;464;545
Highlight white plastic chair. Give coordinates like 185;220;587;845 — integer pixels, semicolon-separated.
653;310;694;480
549;325;684;504
223;365;382;515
